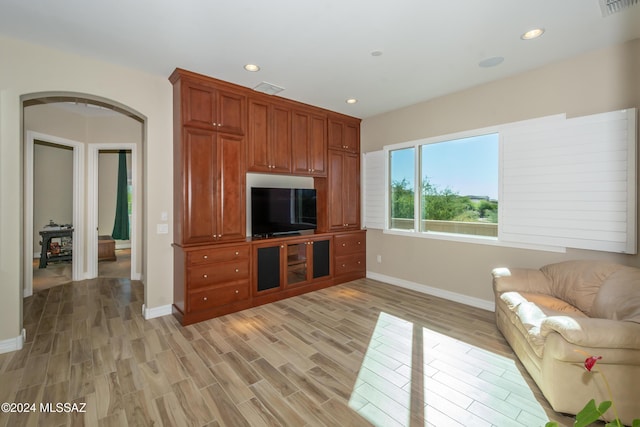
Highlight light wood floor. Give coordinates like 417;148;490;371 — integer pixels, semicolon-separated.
0;277;580;427
32;249;131;293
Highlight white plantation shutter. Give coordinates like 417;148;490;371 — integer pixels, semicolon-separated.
362;150;385;229
500;109;637;253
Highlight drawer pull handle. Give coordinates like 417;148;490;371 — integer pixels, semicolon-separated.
342;264;346;267
358;241;361;245
203;274;208;278
203;255;208;259
235;251;239;255
235;268;239;273
235;290;239;294
342;243;346;247
203;297;208;301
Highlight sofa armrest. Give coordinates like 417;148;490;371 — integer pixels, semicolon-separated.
540;316;640;350
492;267;552;294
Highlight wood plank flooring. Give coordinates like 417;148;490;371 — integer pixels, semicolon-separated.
0;277;582;426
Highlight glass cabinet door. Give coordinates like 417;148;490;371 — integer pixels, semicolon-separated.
286;242;308;285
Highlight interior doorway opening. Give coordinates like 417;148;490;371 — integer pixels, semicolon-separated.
23;94;145;297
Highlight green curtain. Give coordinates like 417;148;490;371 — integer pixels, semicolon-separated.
111;150;130;240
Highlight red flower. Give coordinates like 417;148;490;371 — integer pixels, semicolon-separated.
584;355;602;372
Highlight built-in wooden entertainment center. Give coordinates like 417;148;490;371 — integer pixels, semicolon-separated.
170;68;365;325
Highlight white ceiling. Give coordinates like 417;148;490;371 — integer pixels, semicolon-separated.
2;0;639;118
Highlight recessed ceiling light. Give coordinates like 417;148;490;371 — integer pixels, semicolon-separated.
244;64;260;72
345;98;358;104
521;28;545;40
478;56;504;68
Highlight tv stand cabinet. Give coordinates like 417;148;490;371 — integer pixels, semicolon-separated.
173;230;365;325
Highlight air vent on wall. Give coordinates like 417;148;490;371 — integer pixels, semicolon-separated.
253;81;285;95
599;0;638;16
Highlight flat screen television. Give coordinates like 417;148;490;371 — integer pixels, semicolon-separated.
251;187;317;237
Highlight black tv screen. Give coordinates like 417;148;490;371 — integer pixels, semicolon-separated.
251;187;317;236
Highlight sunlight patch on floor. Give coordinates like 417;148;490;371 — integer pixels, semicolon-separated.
348;312;549;426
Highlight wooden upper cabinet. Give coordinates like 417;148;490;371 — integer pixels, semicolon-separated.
248;97;291;173
328;115;360;153
178;75;246;135
292;109;327;176
327;150;360;231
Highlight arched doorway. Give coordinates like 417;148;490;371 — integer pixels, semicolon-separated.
22;93;145;296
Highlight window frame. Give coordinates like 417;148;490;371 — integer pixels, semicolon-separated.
384;125;533;247
379;109;636;254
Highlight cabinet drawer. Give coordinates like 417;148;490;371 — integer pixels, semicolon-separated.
188;245;249;266
188;281;249;312
188;259;249;288
334;232;365;256
335;253;366;276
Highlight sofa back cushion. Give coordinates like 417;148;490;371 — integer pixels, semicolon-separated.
590;267;640;323
540;260;625;315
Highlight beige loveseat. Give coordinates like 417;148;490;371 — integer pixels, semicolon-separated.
492;260;640;425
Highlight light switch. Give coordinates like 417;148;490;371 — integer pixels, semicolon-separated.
160;211;168;221
157;223;169;234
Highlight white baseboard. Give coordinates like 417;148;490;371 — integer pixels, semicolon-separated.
366;271;495;312
142;303;172;320
0;329;26;354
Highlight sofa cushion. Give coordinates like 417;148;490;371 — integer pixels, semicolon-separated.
591;267;640;323
499;291;587;357
518;292;587;317
540;260;624;315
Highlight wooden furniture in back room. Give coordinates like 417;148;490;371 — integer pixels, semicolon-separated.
170;68;364;325
98;235;116;262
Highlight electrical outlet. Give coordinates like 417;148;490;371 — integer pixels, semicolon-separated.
376;254;382;263
157;223;169;234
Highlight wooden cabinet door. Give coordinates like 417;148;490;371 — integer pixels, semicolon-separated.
311;237;331;279
182;81;217;130
344;121;360;153
248;99;291;173
216;133;246;242
292;110;326;176
291;110;310;174
181;80;245;135
342;152;360;228
328;118;344;151
328;150;346;230
270;104;292;173
254;242;284;294
328;150;360;231
309;114;327;175
217;89;246;135
182;128;217;244
328;116;360;153
247;99;271;172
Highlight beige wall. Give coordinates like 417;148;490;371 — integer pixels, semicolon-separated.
361;39;640;304
0;35;173;345
33;142;74;251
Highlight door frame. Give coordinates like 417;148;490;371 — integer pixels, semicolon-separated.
24;131;84;297
87;143;139;280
